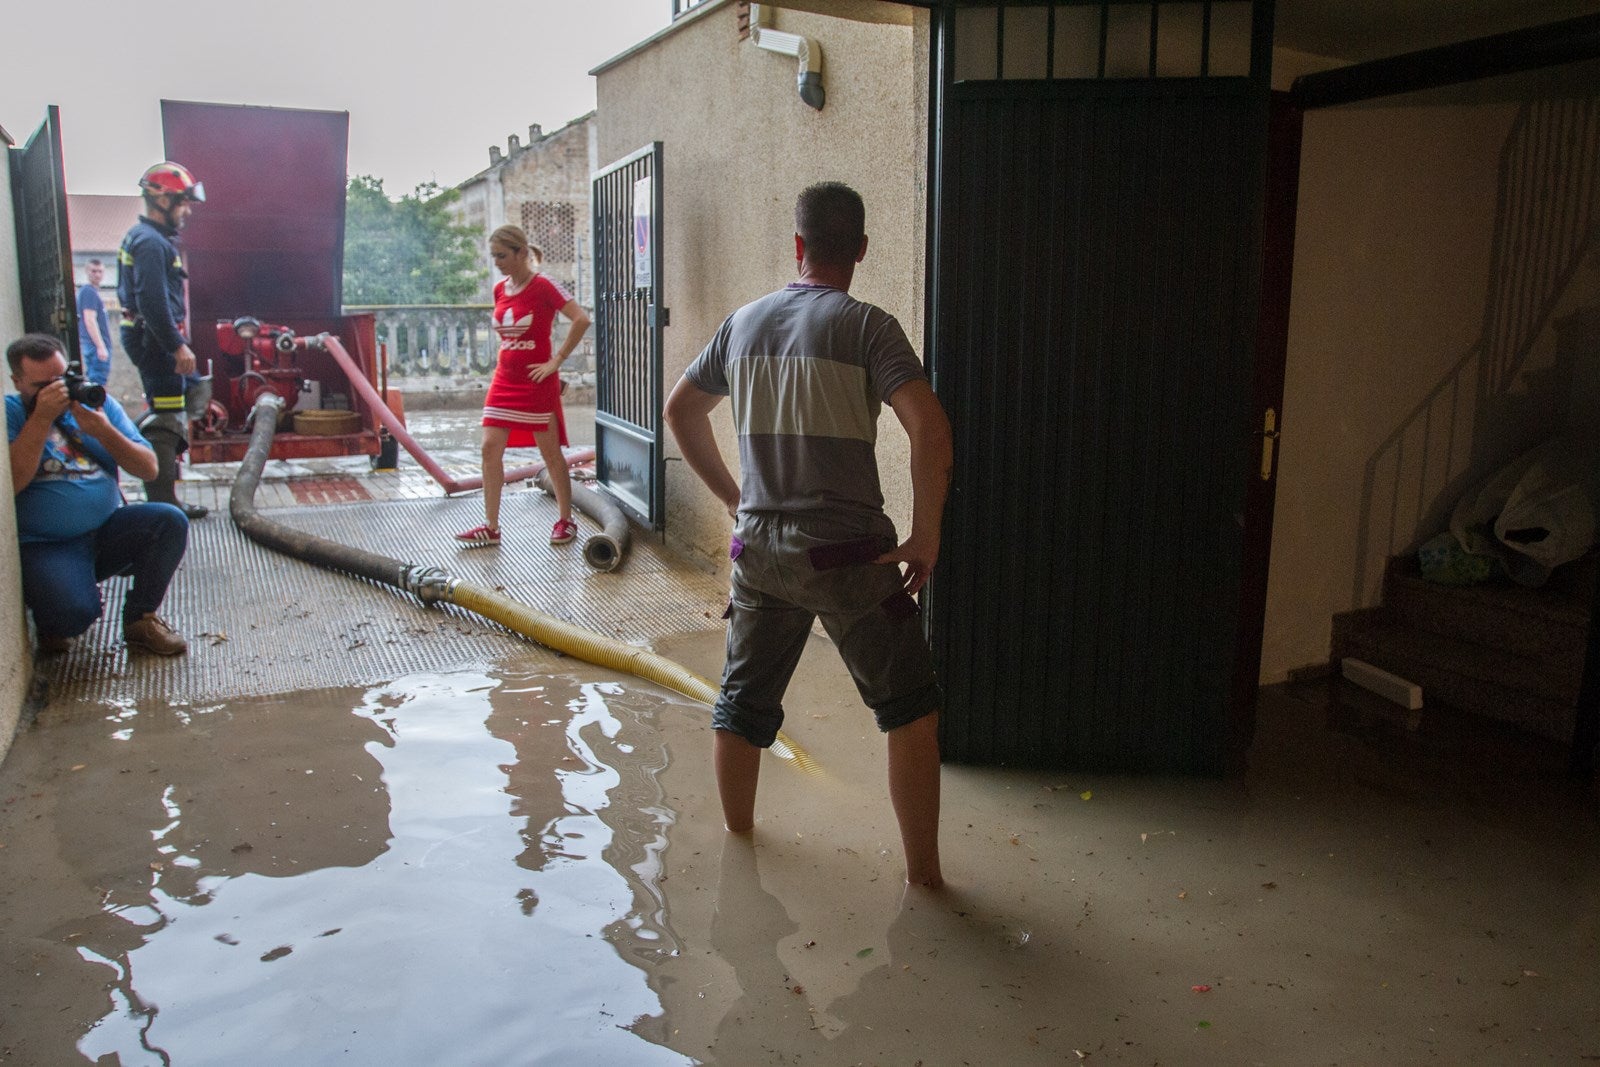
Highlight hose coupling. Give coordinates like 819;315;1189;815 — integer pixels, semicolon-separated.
244;391;286;430
402;565;456;605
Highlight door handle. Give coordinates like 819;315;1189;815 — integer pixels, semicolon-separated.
1259;407;1279;482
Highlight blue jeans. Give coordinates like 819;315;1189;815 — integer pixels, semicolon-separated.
85;353;112;387
20;503;189;639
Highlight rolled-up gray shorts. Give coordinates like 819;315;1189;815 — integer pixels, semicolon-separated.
713;510;943;748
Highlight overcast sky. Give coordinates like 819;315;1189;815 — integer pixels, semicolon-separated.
1;0;670;197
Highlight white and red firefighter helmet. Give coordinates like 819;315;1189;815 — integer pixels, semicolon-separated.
138;161;206;203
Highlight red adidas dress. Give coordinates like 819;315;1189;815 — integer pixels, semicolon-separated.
482;273;570;447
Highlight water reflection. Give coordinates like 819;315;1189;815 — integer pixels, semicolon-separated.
53;669;691;1065
487;676;683;981
707;835;820;1059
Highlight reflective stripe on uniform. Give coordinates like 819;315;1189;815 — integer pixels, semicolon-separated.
151;394;187;411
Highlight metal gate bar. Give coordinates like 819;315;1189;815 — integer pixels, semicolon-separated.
9;105;79;364
591;143;666;528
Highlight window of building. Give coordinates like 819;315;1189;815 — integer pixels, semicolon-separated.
520;200;582;299
953;1;1255;82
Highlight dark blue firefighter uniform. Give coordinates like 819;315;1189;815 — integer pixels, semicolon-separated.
117;215;190;414
117;212;210;517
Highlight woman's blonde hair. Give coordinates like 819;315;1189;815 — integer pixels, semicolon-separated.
489;224;543;264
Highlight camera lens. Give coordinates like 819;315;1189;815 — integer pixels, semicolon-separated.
62;372;107;408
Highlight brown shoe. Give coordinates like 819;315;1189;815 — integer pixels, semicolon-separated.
124;613;188;656
38;635;73;656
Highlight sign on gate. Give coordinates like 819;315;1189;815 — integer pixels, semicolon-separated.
632;176;653;289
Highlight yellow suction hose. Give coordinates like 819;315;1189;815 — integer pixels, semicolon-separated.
231;392;821;777
447;582;820;775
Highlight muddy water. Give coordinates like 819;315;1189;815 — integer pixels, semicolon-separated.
0;665;702;1065
3;630;1598;1065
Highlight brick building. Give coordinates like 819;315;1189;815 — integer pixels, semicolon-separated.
452;111;598;310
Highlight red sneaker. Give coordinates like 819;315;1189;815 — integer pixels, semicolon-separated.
455;523;501;547
550;518;578;545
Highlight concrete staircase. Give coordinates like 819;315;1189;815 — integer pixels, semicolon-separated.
1331;554;1594;742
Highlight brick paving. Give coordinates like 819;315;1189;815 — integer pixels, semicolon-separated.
121;447;524;512
288;476;374;505
119;404;598;513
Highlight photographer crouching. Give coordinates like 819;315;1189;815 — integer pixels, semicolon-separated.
6;333;190;656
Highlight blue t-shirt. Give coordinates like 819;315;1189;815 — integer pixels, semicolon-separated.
77;283;111;362
6;393;145;543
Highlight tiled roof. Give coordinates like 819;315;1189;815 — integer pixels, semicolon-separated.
68;194;142;253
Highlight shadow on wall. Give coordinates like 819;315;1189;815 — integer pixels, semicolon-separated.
1351;90;1600;605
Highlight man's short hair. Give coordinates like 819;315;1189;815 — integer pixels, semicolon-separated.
6;333;66;375
87;258;103;268
796;182;866;266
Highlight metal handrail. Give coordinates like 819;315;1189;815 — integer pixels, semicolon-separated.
1350;93;1599;605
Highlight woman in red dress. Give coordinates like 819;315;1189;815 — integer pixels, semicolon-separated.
456;224;591;547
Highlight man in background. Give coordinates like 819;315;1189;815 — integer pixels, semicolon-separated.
77;258;113;387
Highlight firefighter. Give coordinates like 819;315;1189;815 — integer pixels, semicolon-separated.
117;161;210;519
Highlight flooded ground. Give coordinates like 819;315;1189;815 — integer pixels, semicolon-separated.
1;396;1597;1064
1;666;692;1065
3;619;1597;1064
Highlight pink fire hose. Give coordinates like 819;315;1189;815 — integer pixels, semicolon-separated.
312;333;593;495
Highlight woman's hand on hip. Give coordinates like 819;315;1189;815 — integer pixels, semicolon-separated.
527;361;560;383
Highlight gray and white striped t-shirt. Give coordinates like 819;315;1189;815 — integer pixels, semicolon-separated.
685;283;928;523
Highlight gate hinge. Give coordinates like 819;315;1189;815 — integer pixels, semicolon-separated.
649;306;670;328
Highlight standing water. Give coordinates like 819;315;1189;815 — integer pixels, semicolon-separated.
1;666;698;1065
4;634;1598;1065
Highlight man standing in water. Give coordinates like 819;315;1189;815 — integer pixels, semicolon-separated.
118;161;209;519
664;182;953;888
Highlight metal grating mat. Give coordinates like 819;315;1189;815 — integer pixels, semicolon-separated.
36;490;730;707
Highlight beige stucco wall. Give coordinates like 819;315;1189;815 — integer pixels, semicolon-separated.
1261;68;1600;682
1270;46;1345;91
595;0;926;572
0;129;33;764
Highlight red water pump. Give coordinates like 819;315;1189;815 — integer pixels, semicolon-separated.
197;316;311;435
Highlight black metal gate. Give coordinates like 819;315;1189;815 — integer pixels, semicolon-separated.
927;2;1276;774
590;143;667;528
8;106;78;364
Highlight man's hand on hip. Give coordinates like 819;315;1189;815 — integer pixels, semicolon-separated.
876;534;940;596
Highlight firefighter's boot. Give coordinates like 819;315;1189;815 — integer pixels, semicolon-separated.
143;426;208;520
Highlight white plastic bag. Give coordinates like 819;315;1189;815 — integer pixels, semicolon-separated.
1492;438;1598;583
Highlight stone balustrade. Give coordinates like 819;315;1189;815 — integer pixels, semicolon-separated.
346;304;595;381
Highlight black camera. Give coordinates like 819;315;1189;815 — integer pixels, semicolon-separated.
61;370;106;408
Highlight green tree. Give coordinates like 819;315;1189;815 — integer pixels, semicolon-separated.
343;176;485;305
